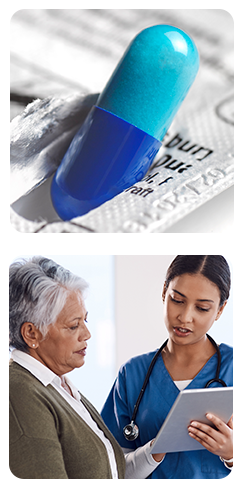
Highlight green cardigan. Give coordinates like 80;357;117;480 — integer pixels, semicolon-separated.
9;361;125;479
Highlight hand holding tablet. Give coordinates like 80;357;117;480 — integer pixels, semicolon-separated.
150;387;233;455
188;412;233;466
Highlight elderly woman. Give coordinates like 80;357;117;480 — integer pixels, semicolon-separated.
9;256;164;479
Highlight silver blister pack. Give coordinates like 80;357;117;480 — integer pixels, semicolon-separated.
10;9;233;233
71;85;233;233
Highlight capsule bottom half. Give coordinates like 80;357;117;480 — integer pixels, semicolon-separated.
51;106;161;220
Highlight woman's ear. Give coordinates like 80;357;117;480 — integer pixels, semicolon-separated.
21;322;42;349
215;301;227;321
162;282;167;303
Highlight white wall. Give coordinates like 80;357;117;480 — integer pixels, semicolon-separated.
114;255;233;372
115;255;175;369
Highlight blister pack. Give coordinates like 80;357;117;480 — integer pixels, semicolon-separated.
10;9;233;233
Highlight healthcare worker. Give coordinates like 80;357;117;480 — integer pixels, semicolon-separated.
101;255;233;479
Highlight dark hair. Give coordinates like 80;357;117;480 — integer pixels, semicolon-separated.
164;255;231;307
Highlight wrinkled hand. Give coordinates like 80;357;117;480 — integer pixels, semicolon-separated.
188;413;233;465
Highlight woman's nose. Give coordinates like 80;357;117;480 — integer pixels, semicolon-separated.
79;323;91;341
178;305;193;323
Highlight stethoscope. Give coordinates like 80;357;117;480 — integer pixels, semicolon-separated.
123;334;227;441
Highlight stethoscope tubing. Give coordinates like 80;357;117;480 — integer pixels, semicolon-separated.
124;333;227;441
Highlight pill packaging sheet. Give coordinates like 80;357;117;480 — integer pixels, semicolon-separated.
10;9;233;233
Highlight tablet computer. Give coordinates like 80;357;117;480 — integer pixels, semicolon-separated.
150;387;233;454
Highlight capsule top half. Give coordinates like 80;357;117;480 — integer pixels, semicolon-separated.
98;24;199;141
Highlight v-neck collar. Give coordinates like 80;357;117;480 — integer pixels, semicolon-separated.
157;345;219;392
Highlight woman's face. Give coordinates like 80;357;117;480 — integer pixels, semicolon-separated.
32;291;91;376
163;273;226;346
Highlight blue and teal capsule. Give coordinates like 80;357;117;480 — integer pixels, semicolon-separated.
51;25;199;220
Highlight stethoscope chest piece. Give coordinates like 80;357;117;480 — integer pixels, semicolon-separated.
122;334;227;441
123;421;139;441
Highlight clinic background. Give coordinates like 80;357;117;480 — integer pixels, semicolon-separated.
9;255;233;412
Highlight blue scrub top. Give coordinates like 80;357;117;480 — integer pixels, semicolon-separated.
101;343;233;479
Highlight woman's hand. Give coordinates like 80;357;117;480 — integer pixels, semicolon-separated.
188;413;233;466
150;440;166;463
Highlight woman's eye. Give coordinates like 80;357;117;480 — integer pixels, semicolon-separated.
170;297;183;304
70;325;78;331
170;297;209;312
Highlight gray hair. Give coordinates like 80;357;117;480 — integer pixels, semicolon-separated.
9;256;89;352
